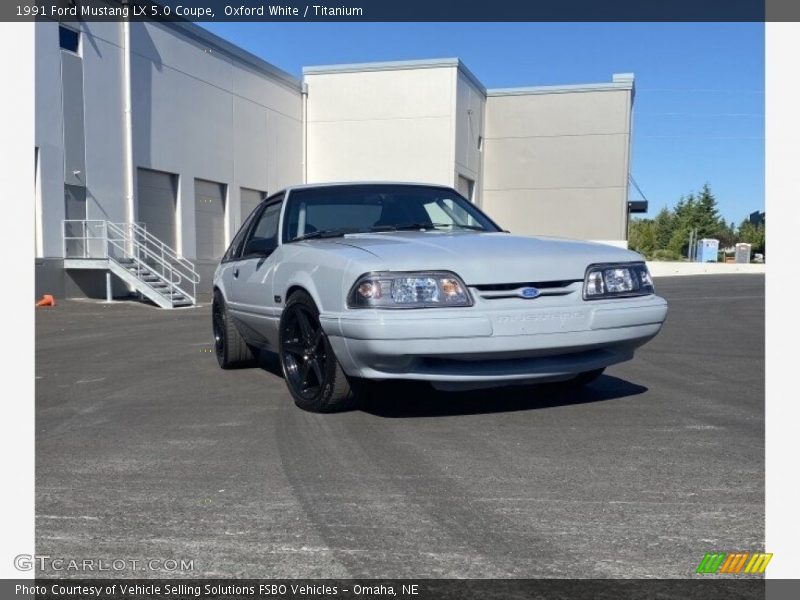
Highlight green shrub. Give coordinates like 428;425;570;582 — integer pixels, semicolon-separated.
650;249;682;262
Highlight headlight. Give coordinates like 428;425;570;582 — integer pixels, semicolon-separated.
348;271;473;308
583;262;654;300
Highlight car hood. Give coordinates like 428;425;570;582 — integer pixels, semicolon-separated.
329;231;643;284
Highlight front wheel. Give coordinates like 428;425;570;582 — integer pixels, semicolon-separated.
278;291;356;412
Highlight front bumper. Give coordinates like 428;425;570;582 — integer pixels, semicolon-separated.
320;295;668;382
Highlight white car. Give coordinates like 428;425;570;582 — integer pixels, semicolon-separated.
213;183;668;412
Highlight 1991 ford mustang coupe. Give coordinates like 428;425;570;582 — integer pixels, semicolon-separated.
213;183;667;412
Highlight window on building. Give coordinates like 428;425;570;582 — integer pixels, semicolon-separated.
59;26;80;53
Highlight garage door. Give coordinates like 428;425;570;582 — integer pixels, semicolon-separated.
240;187;265;229
137;168;177;248
195;179;226;260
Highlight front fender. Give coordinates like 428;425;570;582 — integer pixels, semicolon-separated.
212;262;232;299
273;244;377;316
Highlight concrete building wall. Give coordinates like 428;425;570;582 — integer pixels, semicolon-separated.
482;76;634;245
129;21;303;282
34;20;303;296
453;70;485;204
304;61;459;186
35;21;130;298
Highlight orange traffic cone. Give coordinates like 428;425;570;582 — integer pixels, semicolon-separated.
36;294;56;307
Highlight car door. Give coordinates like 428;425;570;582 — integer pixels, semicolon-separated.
227;196;283;346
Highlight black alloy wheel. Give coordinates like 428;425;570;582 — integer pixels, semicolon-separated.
281;303;327;400
212;300;226;363
279;291;355;412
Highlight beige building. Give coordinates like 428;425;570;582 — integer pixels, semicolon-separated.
304;59;637;247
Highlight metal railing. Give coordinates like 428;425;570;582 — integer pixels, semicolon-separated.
63;220;200;305
63;220;108;259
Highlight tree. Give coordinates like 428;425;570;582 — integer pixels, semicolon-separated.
653;206;675;250
667;194;696;257
737;219;766;255
693;183;726;238
628;218;656;255
717;220;738;250
626;183;764;260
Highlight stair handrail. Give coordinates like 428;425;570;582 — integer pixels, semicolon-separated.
106;225;195;305
112;221;199;302
106;238;185;305
105;224;182;288
106;222;197;305
118;222;200;285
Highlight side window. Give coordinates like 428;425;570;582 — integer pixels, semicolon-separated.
242;202;282;258
424;198;481;227
222;205;260;262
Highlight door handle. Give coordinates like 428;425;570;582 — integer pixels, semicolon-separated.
233;267;239;279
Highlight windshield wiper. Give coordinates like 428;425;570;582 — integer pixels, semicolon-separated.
292;228;362;242
372;222;485;232
293;223;485;242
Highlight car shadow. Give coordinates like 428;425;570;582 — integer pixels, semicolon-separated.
256;351;647;418
357;375;647;418
257;350;284;377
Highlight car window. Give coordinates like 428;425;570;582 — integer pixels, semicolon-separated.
223;206;260;263
286;203;383;240
282;185;500;242
242;202;282;258
424;198;482;228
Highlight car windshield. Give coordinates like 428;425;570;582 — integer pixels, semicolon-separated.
283;184;501;242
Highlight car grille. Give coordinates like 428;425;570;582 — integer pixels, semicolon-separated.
471;280;581;300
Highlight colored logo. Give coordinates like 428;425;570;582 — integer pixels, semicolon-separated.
696;552;773;574
518;287;541;299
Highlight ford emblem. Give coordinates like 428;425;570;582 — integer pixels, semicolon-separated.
519;287;541;299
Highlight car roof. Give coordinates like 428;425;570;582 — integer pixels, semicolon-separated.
280;181;457;194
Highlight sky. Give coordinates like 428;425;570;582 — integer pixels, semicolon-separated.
202;22;765;224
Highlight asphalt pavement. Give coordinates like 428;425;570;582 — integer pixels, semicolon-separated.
35;275;764;578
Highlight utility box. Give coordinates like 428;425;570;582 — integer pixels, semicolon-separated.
695;238;719;262
735;243;752;264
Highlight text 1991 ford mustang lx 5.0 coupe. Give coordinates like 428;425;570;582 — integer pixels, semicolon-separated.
213;183;668;412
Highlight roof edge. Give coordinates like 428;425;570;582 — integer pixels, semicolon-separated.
166;21;303;91
303;57;487;95
303;57;462;75
487;74;635;97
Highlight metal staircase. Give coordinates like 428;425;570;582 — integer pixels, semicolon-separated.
63;220;199;309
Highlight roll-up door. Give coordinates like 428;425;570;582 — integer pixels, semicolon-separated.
195;179;227;260
137;168;178;248
240;188;265;229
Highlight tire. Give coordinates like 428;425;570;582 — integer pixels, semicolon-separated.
279;291;356;412
212;290;257;369
565;368;605;388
